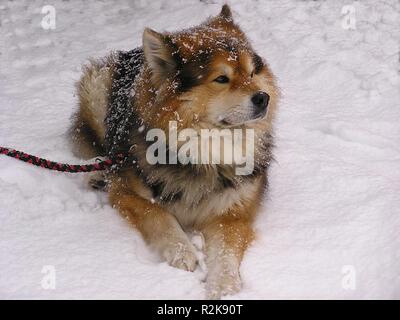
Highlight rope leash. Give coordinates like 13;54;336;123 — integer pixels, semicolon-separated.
0;147;126;173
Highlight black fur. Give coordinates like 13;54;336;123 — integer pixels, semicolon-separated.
105;48;144;157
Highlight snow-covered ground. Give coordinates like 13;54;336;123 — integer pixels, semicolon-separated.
0;0;399;299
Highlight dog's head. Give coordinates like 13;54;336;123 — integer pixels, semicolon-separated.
140;4;279;132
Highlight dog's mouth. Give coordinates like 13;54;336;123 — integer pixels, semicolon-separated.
218;109;267;127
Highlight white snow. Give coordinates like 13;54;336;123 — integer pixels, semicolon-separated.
0;0;399;299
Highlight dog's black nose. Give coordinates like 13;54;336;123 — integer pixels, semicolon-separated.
251;91;270;110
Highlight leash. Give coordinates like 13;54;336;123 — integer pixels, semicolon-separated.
0;147;126;173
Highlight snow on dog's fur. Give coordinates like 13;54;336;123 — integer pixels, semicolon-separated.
71;4;279;299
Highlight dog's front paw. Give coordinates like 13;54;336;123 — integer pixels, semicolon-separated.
206;262;242;299
86;172;108;191
162;241;198;272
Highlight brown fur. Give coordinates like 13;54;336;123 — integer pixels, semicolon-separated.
70;5;279;299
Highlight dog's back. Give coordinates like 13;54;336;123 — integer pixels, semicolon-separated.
71;48;144;159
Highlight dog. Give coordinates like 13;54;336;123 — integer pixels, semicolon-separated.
70;4;279;299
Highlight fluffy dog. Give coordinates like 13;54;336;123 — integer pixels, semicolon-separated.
71;4;279;299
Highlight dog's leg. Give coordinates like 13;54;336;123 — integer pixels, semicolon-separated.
109;183;198;271
201;213;254;299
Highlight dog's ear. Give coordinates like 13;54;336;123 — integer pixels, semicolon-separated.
219;4;233;22
143;28;176;87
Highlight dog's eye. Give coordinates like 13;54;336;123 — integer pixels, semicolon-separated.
213;75;229;84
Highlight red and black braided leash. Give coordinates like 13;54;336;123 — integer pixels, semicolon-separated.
0;147;126;173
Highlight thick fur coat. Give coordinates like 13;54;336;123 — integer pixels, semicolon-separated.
70;5;279;299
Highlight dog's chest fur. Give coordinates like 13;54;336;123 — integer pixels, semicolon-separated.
119;134;268;227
